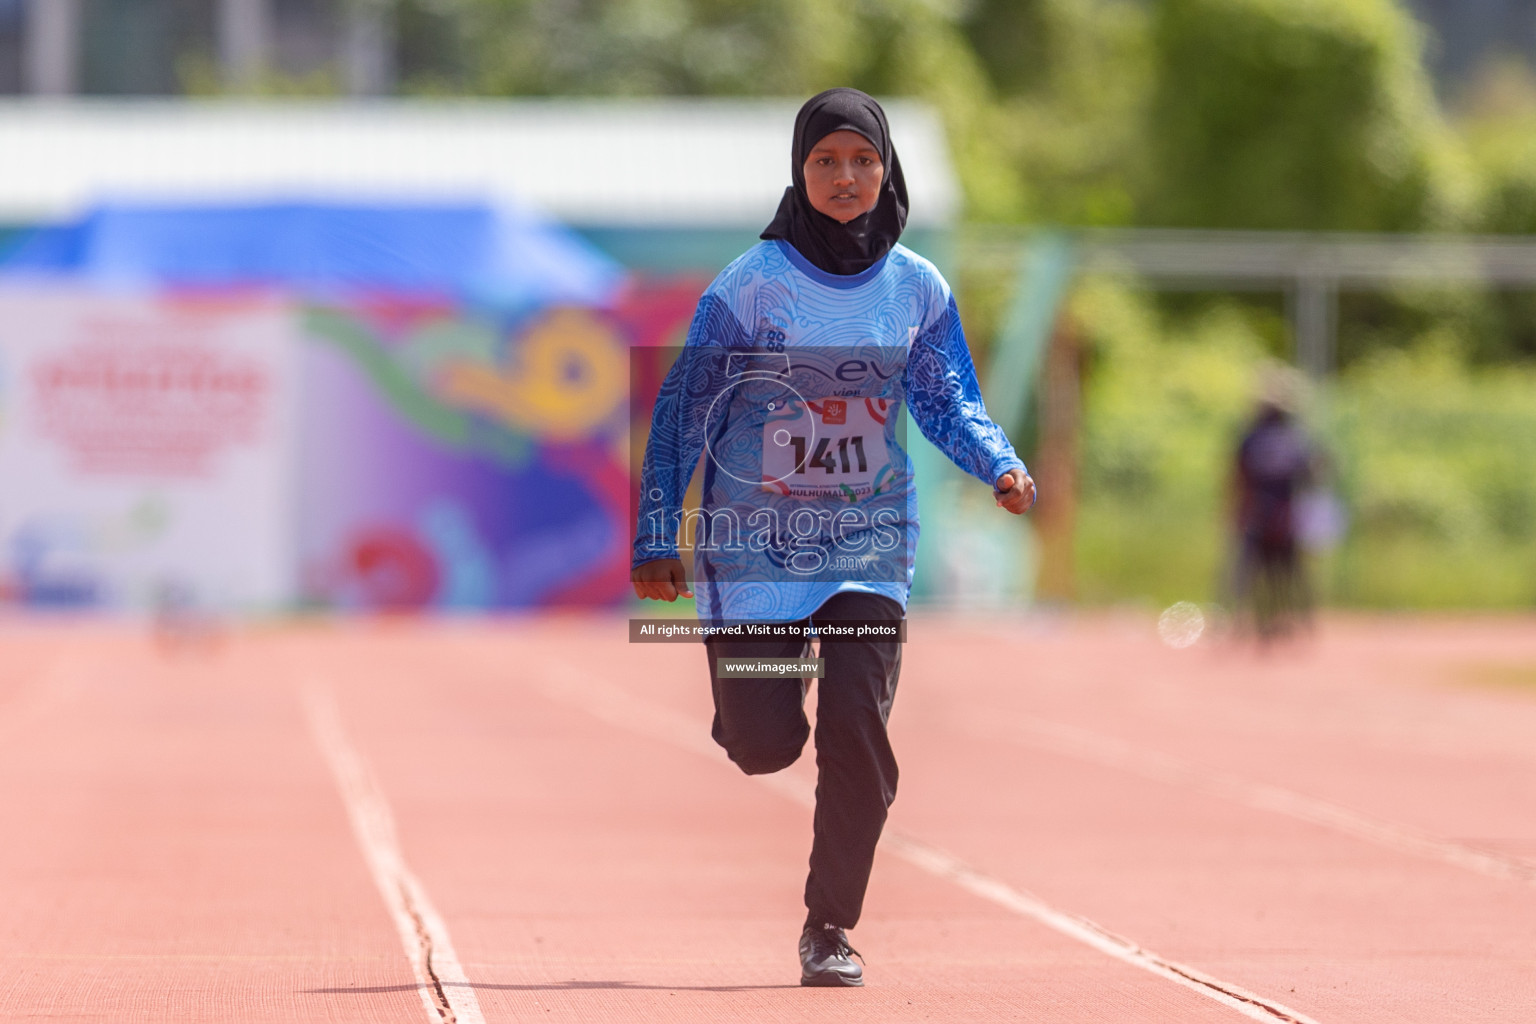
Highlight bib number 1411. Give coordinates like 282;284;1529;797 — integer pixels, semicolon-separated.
788;435;868;475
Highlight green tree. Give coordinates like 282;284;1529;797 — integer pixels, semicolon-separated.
1444;59;1536;360
437;0;855;97
1459;59;1536;235
966;0;1153;225
428;0;1019;218
1143;0;1472;231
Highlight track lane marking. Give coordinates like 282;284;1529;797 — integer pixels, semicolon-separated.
301;680;486;1024
962;712;1536;887
521;652;1321;1024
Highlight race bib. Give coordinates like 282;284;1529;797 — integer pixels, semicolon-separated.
761;396;896;501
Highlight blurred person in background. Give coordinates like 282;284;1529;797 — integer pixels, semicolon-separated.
1228;365;1320;642
632;88;1034;988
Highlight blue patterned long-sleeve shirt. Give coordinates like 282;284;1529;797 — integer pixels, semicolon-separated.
634;239;1025;623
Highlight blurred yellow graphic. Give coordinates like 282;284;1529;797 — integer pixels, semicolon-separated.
437;309;626;441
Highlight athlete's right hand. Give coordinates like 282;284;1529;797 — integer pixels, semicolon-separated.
632;558;694;601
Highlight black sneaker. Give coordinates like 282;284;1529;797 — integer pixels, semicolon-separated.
799;921;864;987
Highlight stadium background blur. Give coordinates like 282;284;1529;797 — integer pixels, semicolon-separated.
1;0;1534;615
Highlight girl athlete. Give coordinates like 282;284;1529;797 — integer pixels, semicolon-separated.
633;88;1035;987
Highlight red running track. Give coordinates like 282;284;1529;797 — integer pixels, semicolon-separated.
0;613;1533;1023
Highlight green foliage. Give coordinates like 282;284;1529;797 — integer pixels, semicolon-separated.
1468;133;1536;236
429;0;1021;222
172;0;1536;245
1444;60;1536;362
982;0;1153;225
179;54;345;97
1143;0;1472;231
384;0;1499;236
1068;284;1536;609
1457;59;1536;232
375;0;1150;224
1082;289;1268;505
1326;342;1536;607
436;0;852;97
1070;283;1264;604
1327;340;1536;540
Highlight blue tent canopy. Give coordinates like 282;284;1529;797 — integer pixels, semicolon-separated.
0;201;624;310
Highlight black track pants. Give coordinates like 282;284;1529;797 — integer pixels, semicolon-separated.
704;591;902;929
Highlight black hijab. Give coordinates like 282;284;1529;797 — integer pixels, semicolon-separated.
761;88;909;276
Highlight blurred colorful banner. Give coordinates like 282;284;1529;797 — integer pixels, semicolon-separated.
0;202;704;613
297;285;700;610
0;286;297;610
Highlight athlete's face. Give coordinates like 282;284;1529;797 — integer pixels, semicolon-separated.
803;130;884;223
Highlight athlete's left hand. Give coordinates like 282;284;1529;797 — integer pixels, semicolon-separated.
994;470;1037;515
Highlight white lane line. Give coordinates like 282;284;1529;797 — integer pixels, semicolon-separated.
882;834;1318;1024
301;681;486;1024
963;712;1536;887
527;654;1320;1024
